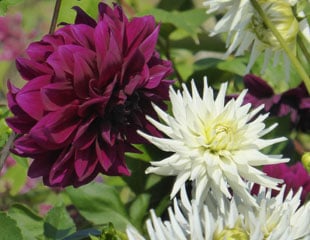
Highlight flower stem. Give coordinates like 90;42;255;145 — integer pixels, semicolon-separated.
0;132;16;172
49;0;62;34
297;33;310;65
250;0;310;93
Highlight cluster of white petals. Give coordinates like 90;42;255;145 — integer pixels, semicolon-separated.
139;78;288;209
203;0;310;75
127;186;310;240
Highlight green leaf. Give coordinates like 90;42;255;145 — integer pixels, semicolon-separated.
57;0;101;25
139;8;209;42
0;158;27;195
0;0;23;15
66;182;131;231
128;193;150;231
0;212;23;240
63;228;101;240
8;204;44;240
216;57;248;76
44;205;76;240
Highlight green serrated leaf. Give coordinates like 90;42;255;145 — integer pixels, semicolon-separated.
66;182;131;231
8;204;44;240
0;212;23;240
138;8;209;42
44;205;76;240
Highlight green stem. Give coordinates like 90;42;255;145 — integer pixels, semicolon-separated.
250;0;310;93
297;33;310;65
49;0;62;34
0;132;16;172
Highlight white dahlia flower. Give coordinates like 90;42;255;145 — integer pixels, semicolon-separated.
126;185;310;240
138;78;288;208
203;0;309;75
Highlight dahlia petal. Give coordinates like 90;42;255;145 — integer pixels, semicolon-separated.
41;82;76;111
72;6;97;27
16;75;51;120
48;147;75;186
70;24;95;49
96;140;113;171
6;115;36;134
95;21;122;86
101;121;116;146
28;152;57;178
244;74;274;98
138;26;159;62
73;52;96;99
73;115;97;150
13;135;46;156
26;41;54;61
16;57;52;80
75;148;98;180
30;105;80;148
126;16;156;53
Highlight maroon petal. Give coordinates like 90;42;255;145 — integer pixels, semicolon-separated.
244;74;274;98
75;147;98;180
16;75;51;120
73;6;97;27
30;105;80;148
16;57;52;80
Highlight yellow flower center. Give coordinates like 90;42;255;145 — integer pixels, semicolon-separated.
251;0;299;49
213;227;249;240
204;122;235;153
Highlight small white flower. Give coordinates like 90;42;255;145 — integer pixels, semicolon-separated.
139;78;288;209
203;0;308;76
240;185;310;239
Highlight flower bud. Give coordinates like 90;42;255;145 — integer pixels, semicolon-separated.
251;0;299;49
301;152;310;173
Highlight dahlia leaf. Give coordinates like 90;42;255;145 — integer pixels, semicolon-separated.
128;193;150;231
8;204;44;240
0;159;27;195
138;8;209;42
44;205;76;240
0;212;23;240
0;0;23;15
66;183;131;231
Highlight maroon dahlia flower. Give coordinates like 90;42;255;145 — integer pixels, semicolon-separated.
241;74;310;131
6;3;173;187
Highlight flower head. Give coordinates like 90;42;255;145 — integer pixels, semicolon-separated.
139;78;288;208
203;0;308;75
126;185;310;240
6;3;173;187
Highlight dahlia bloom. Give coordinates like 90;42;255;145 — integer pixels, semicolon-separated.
126;186;310;240
203;0;309;75
241;74;310;132
139;77;288;209
252;162;310;203
6;3;173;187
